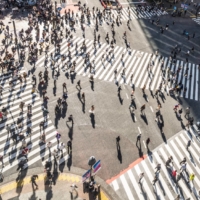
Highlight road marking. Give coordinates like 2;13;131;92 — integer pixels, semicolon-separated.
150;106;154;112
120;2;146;4
126;93;129;99
138;127;141;133
135;116;137;121
143;140;146;148
120;175;135;200
106;156;147;184
111;180;119;191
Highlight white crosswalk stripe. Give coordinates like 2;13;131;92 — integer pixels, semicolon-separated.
109;128;200;200
35;37;199;101
0;70;69;174
73;7;168;29
192;17;200;25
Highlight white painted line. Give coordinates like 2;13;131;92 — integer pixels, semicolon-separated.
138;127;141;133
135;54;151;87
150;106;154;112
142;160;165;199
127;169;143;198
120;175;135;200
119;50;137;84
190;64;195;100
159;147;193;199
179;133;200;166
98;46;120;79
186;63;191;99
143;140;146;149
195;64;199;101
130;53;147;84
152;152;178;199
180;63;187;97
111;180;119;191
146;55;159;90
126;93;129;99
170;140;200;186
104;47;124;81
134;165;155;199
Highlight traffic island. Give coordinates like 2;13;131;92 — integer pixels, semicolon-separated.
0;167;121;200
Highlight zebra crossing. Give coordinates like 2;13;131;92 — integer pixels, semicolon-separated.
192;17;200;25
36;37;199;101
108;127;200;200
0;69;69;175
73;7;168;28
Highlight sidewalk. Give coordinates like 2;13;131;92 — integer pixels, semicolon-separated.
0;167;119;200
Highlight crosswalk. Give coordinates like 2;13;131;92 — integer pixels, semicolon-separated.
0;69;69;175
36;37;199;101
192;17;200;25
73;7;168;28
108;127;200;200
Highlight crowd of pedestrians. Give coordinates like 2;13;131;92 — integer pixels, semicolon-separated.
0;0;199;197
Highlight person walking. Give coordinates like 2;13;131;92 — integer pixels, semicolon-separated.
47;142;52;150
172;169;177;182
189;173;195;183
186;140;191;151
185;107;190;118
136;133;141;143
81;92;85;103
31;175;38;189
56;132;61;143
66;114;74;125
155;164;161;174
180;163;187;174
67;140;72;154
138;172;144;184
180;157;186;165
70;184;78;193
152;175;158;185
58;142;65;152
6;124;11;135
146;138;150;149
0;155;4;168
165;156;173;167
142;84;146;93
76;80;82;90
89;105;95;114
53;148;59;159
174;194;180;200
140;104;146;115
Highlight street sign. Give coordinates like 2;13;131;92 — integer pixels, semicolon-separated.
181;4;188;9
82;169;90;183
93;160;101;174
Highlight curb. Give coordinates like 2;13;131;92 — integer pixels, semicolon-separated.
0;166;121;200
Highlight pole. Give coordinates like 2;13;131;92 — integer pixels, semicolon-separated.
55;1;57;13
90;165;92;182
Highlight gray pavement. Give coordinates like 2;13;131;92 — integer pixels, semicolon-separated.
0;0;200;192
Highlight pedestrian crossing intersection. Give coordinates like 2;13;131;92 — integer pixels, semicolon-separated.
36;37;199;101
108;128;200;200
0;69;69;175
192;17;200;25
73;7;168;28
